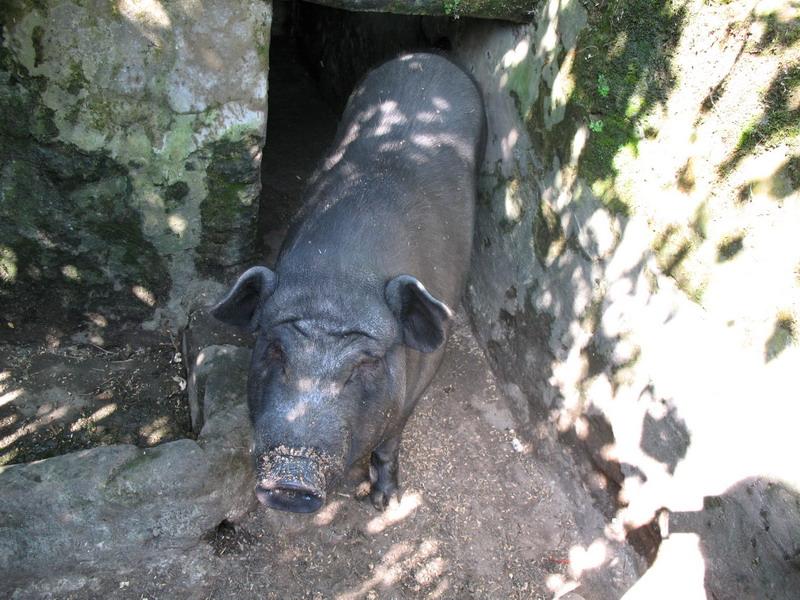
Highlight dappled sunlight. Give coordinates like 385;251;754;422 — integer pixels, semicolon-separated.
0;405;68;451
547;577;581;599
621;533;706;599
372;100;406;136
132;284;156;306
500;127;519;164
115;0;172;52
567;538;609;580
313;498;344;526
167;214;188;235
501;39;530;70
537;0;562;57
286;398;309;422
335;538;445;600
60;265;80;281
85;312;108;328
365;491;422;534
117;0;172;30
0;388;24;408
69;403;117;434
140;415;170;445
503;179;524;222
0;339;190;465
563;0;800;542
0;245;17;283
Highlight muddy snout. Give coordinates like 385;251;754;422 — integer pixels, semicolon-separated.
255;449;328;513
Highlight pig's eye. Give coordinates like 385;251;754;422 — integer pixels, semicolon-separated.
348;356;382;382
266;342;286;365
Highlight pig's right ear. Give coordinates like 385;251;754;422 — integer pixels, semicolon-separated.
385;275;454;353
211;266;277;329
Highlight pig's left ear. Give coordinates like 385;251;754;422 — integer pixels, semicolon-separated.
211;266;277;329
385;275;454;353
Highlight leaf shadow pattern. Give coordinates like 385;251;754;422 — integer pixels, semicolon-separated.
719;62;800;175
568;0;687;212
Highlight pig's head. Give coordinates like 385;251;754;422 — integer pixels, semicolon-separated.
211;266;452;513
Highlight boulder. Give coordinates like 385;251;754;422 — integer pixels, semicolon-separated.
0;0;272;334
0;344;254;593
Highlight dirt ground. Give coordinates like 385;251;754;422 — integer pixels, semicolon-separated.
193;315;636;600
90;312;637;600
0;331;190;467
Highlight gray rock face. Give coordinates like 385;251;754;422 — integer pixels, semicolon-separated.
0;0;271;334
303;0;538;23
0;343;254;593
444;7;800;600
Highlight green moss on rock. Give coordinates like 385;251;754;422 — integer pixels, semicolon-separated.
0;36;170;329
569;0;686;211
721;63;800;174
0;148;170;327
197;137;261;276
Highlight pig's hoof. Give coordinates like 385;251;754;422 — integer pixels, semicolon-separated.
370;484;399;511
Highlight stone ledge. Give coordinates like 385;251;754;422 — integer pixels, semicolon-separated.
303;0;539;23
0;342;254;592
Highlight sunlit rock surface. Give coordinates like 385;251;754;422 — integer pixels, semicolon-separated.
0;0;271;334
446;1;800;597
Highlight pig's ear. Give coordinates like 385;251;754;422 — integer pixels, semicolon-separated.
211;266;277;329
385;275;453;353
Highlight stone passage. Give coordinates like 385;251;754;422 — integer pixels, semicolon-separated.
2;0;799;598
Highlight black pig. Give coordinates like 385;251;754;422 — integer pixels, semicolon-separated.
212;53;485;513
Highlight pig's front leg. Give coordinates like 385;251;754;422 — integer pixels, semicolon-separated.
369;435;401;510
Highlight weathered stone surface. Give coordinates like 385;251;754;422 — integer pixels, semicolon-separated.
442;1;800;598
304;0;539;23
182;308;254;433
0;343;254;592
627;479;800;599
0;0;271;334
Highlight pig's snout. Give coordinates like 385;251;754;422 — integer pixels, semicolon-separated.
256;481;324;513
256;449;328;513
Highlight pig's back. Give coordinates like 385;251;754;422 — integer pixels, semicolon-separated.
279;53;485;307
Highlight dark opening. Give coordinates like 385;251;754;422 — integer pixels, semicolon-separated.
257;1;456;262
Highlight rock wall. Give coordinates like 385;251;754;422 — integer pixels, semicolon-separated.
0;0;272;336
446;0;800;597
303;0;539;23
